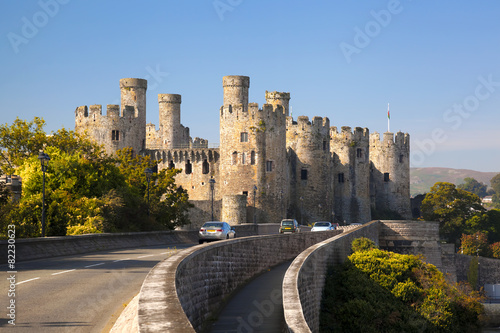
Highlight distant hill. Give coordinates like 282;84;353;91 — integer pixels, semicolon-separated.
410;167;499;196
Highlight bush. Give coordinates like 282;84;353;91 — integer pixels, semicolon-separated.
320;239;484;332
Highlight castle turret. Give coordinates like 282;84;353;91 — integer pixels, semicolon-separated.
223;76;250;113
120;78;147;153
266;91;290;116
331;126;371;224
158;94;182;149
369;131;411;219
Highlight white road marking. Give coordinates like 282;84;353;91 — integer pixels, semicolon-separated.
16;277;40;285
137;254;155;258
113;258;131;262
51;269;76;276
84;263;105;268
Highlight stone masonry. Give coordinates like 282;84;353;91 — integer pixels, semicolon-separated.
74;75;411;227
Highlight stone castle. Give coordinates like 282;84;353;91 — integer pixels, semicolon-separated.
75;75;411;227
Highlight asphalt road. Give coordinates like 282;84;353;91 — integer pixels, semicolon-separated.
0;243;194;332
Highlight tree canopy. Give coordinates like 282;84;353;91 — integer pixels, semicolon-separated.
421;182;485;244
320;238;484;333
0;118;192;238
457;177;487;198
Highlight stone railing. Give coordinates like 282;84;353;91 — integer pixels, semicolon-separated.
282;221;380;332
137;230;341;332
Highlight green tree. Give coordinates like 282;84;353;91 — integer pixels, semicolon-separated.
116;147;192;230
491;174;500;208
0;117;47;175
13;145;126;236
464;209;500;244
457;177;487;198
421;182;485;244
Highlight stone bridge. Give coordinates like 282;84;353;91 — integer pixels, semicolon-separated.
134;220;446;332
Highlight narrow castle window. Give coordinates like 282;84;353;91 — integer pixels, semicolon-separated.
356;148;363;159
242;153;246;165
185;160;192;174
250;151;256;165
301;169;308;180
202;159;209;174
168;160;175;169
266;161;273;172
384;173;390;182
112;130;120;141
399;154;404;163
232;152;238;165
338;173;345;183
241;132;248;142
323;141;327;151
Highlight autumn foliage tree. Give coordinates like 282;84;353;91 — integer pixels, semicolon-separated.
459;232;489;257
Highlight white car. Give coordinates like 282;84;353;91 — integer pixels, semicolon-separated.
199;221;236;244
311;221;335;232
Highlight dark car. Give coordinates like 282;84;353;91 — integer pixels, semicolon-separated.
279;219;300;234
199;221;236;244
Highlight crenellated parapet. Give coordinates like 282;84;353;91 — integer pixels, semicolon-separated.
370;131;410;150
331;126;369;145
265;90;290;116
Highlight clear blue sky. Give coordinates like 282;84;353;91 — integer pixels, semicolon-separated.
1;0;499;172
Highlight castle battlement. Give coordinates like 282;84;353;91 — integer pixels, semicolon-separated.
330;126;369;143
75;104;135;119
370;131;410;149
158;94;181;104
287;116;330;133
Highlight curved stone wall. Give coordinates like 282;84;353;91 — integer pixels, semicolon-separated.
282;221;380;332
138;231;341;332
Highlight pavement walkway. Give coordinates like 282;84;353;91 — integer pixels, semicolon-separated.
208;261;292;333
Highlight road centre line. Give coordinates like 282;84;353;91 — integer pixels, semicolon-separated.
84;262;105;268
137;254;155;258
16;277;40;285
113;258;131;262
51;269;76;276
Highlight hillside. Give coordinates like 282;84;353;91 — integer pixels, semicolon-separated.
410;167;499;196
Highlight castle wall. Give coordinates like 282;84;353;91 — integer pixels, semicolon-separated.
330;126;371;224
75;78;147;156
370;131;411;218
286;116;333;225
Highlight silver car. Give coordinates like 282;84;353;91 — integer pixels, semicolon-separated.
199;221;236;244
311;221;334;232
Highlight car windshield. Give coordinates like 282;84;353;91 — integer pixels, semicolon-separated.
203;222;223;228
282;221;294;226
315;222;330;227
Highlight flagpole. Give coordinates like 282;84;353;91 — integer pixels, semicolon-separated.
387;103;390;132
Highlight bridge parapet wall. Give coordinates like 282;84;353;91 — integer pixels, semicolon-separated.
283;221;380;332
137;230;341;332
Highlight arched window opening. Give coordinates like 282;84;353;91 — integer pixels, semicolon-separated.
202;159;209;174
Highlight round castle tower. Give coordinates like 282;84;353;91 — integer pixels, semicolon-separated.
158;94;182;149
330;126;371;224
119;78;147;153
369;131;411;219
219;75;288;223
286;116;332;224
